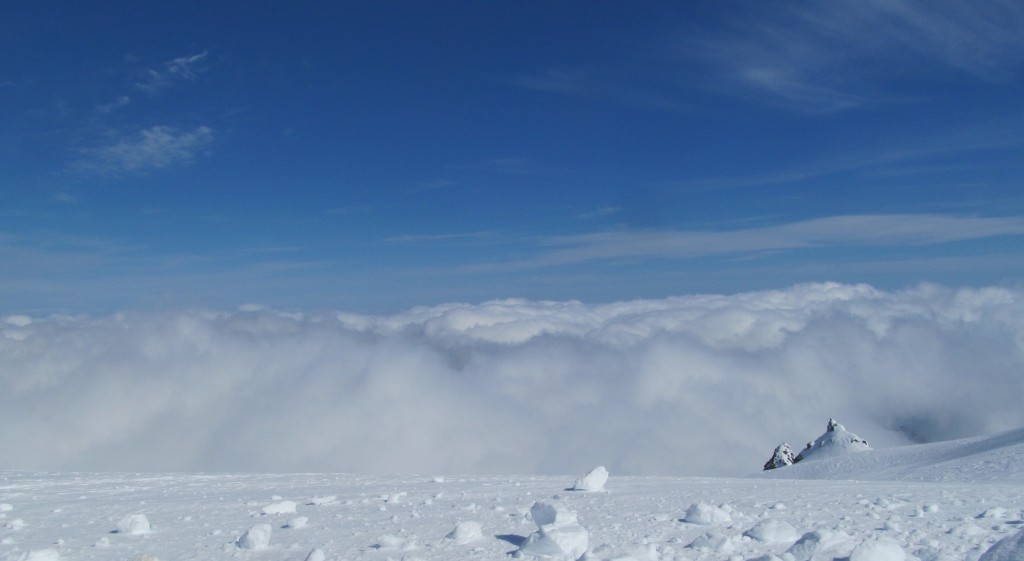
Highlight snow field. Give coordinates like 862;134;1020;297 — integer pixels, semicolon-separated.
1;471;1023;561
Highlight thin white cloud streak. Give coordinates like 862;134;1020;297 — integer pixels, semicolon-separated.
684;0;1024;110
482;214;1024;270
135;50;209;94
2;283;1023;476
79;125;213;173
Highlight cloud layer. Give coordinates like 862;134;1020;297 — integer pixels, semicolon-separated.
3;282;1023;476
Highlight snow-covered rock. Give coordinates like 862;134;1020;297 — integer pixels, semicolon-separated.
236;524;272;549
682;502;732;526
570;466;609;492
445;520;483;544
979;528;1024;561
116;513;151;535
518;501;589;560
763;443;796;470
794;418;871;463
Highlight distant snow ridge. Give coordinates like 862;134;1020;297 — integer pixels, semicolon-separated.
570;466;608;492
517;501;589;560
763;419;870;470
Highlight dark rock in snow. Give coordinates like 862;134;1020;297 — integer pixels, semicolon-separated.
763;443;796;471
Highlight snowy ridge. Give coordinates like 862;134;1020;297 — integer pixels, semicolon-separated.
757;426;1024;482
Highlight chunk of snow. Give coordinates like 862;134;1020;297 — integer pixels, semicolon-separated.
979;528;1024;561
284;516;307;529
303;548;326;561
307;496;337;506
530;501;578;528
236;524;272;550
519;501;589;560
374;534;417;550
445;520;483;544
743;518;799;544
0;504;12;512
116;513;151;535
12;550;60;561
4;518;25;530
683;502;731;526
571;466;609;492
850;538;905;561
785;530;853;561
262;500;297;514
687;529;740;553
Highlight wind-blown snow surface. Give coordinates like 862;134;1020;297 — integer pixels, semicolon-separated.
2;436;1024;561
3;282;1024;475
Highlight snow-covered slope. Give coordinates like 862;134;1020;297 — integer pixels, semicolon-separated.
0;463;1022;560
2;429;1023;561
758;426;1024;483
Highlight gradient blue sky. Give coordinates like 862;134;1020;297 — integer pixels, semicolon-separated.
3;1;1023;314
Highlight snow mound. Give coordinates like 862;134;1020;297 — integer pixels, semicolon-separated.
303;549;326;561
284;516;307;529
116;514;151;535
236;524;272;550
262;500;297;514
682;502;731;526
795;418;871;463
445;520;483;544
979;528;1024;561
850;538;905;561
687;529;742;554
758;426;1024;482
0;504;12;512
307;495;337;506
518;501;589;560
743;518;799;544
571;466;608;492
785;530;854;561
374;534;417;550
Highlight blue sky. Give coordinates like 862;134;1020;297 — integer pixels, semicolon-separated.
2;1;1023;314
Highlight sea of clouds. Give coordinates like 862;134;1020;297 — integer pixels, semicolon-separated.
2;282;1022;476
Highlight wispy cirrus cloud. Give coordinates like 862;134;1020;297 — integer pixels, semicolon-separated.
135;50;209;94
504;67;686;112
482;214;1024;270
77;125;214;173
684;0;1024;111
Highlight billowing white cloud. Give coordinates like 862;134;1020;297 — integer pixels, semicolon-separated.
2;282;1022;475
81;125;213;173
